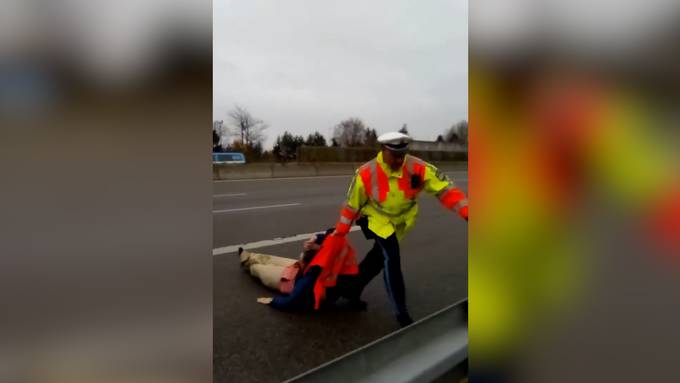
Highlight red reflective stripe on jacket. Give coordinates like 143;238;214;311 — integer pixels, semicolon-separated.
439;187;466;210
340;207;358;220
305;235;359;309
359;160;390;203
413;162;426;177
335;221;351;235
336;203;359;234
359;164;373;199
398;158;426;199
397;170;411;197
341;203;359;216
376;164;389;202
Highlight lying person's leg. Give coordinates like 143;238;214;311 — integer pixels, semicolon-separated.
239;248;297;268
249;264;285;290
265;266;321;311
265;254;298;267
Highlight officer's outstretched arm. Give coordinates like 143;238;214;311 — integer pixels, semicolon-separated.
334;172;367;235
423;164;468;221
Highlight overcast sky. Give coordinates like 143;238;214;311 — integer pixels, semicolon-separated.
214;0;467;149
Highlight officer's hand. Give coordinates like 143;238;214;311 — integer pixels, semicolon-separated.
303;236;316;250
256;297;273;305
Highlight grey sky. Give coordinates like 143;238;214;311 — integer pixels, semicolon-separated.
214;0;468;149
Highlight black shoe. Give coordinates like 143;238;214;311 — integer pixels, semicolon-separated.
396;313;414;327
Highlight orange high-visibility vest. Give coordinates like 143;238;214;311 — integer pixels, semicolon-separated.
304;234;358;309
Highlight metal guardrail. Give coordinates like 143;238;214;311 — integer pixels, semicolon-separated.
284;299;468;383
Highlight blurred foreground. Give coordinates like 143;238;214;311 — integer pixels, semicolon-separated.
470;0;680;381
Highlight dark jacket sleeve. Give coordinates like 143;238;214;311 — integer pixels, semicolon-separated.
270;266;321;311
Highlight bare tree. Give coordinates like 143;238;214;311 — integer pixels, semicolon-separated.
457;121;468;146
213;120;226;151
333;117;368;147
227;105;268;147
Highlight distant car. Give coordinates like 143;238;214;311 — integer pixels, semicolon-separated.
212;152;246;164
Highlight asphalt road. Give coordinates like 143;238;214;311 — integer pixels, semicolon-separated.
213;171;468;383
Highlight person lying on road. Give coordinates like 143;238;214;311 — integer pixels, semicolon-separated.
239;228;363;311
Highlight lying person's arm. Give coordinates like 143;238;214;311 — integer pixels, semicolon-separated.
259;266;321;311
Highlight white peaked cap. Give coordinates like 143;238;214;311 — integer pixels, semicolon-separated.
377;132;412;152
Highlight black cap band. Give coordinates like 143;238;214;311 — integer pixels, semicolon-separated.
384;142;409;152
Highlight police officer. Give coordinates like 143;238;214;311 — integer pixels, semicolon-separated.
333;132;468;327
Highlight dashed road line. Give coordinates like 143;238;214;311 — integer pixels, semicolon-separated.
212;203;302;214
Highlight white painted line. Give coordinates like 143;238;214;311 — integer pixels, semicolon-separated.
213;226;362;256
213;193;247;198
212;203;302;214
214;174;353;183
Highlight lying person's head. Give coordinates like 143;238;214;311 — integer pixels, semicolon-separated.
299;228;334;267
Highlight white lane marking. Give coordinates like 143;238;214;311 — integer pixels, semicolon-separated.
213;226;362;255
213;193;247;198
212;203;302;214
214;174;353;183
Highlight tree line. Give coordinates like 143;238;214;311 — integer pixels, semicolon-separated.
214;105;468;161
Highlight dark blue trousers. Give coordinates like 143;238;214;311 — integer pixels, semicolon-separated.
359;233;410;320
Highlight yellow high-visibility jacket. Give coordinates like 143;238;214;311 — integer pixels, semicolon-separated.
336;151;468;241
